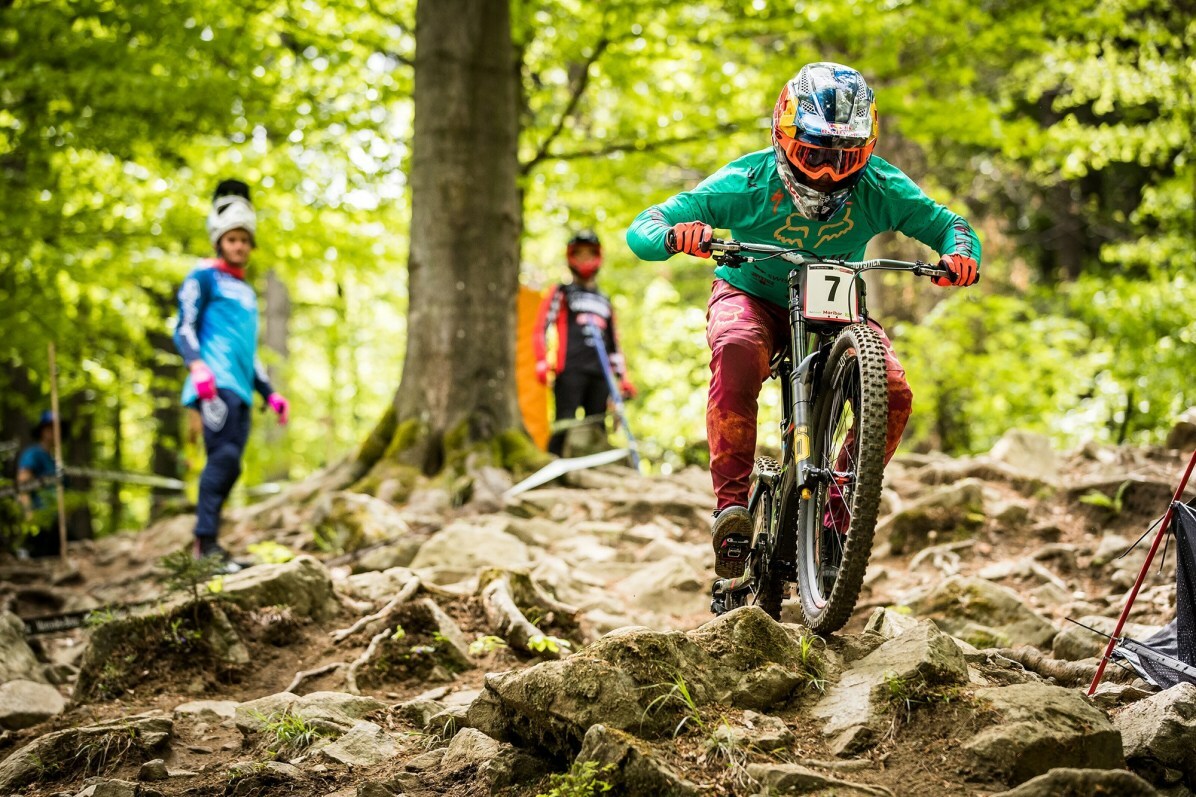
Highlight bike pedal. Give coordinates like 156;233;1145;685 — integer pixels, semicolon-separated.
721;536;749;561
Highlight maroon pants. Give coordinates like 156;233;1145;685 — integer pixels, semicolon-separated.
706;280;912;510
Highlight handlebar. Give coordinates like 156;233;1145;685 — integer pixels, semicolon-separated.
708;237;951;280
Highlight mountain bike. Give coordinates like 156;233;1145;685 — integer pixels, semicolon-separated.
708;238;949;634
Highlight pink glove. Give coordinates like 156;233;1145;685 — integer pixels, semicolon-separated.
535;361;551;385
267;393;290;425
190;361;217;401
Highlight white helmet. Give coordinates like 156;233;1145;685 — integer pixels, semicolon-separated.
206;194;257;250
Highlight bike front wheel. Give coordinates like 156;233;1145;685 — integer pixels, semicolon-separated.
795;323;889;634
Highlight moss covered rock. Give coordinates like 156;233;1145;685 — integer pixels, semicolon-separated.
911;575;1057;649
471;607;819;758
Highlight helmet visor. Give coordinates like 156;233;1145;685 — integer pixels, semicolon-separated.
779;138;875;183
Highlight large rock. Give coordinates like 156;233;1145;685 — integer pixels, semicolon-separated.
990;767;1160;797
877;479;985;554
321;721;400;767
1113;682;1196;788
409;520;531;580
173;699;239;721
83;780;139;797
471;607;814;757
610;556;706;617
1052;615;1158;662
0;713;171;792
308;491;418;556
812;619;969;755
576;725;700;796
988;430;1061;485
912;576;1057;649
219;555;336;620
340;567;418;603
601;482;711;529
0;679;64;729
710;710;793;753
236;691;385;737
1166;408;1196;451
746;762;890;796
964;683;1123;785
440;727;501;773
0;610;46;684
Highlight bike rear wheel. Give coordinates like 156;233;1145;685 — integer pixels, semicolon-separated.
795;324;888;634
749;457;784;620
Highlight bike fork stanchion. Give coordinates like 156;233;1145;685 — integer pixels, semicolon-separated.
583;320;641;470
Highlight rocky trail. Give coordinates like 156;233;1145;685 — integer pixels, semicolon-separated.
2;431;1196;797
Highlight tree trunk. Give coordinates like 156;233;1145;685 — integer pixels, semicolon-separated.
357;0;539;489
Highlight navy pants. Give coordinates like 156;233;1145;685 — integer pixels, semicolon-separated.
195;389;251;539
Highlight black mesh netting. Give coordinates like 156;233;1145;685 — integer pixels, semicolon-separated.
1115;501;1196;689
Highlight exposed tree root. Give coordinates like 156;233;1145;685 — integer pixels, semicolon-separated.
331;576;421;644
345;628;392;695
478;569;576;659
908;539;974;576
986;647;1138;688
285;662;346;694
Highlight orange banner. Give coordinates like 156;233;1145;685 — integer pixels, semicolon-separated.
516;286;550;450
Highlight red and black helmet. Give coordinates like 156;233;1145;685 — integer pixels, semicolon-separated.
567;229;602;280
772;63;878;221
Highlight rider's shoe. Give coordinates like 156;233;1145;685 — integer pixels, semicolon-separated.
194;537;247;575
712;506;752;578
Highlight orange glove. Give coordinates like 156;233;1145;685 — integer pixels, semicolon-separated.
933;253;979;287
666;221;713;258
535;361;551;385
620;378;637;400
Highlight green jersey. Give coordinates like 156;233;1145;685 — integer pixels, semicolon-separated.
626;149;981;307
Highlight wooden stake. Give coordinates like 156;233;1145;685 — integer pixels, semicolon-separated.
48;343;68;562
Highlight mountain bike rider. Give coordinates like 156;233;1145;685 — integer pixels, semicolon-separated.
534;230;637;457
626;62;981;579
173;180;290;572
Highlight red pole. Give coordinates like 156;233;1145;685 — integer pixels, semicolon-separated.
1088;448;1196;696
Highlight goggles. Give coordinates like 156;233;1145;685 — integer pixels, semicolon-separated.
778;137;875;183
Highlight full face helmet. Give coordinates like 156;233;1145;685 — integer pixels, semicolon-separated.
567;230;602;280
206;178;255;253
206;194;257;252
772;62;878;221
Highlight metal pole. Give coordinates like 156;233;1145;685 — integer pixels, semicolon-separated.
583;320;640;470
1088;447;1196;695
48;343;68;562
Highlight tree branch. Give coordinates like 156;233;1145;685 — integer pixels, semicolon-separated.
361;0;415;67
526;122;748;167
520;37;611;175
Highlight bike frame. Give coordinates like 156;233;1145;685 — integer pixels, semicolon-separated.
715;239;946;596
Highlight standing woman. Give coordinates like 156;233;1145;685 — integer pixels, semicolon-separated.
173;180;289;571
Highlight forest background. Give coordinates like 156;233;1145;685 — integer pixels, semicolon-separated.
1;0;1192;534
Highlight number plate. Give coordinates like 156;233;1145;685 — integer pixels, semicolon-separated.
802;265;860;323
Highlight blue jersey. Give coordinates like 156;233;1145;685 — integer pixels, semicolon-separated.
17;444;56;509
173;260;274;407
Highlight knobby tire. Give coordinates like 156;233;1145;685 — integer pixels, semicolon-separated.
750;457;784;620
796;323;888;634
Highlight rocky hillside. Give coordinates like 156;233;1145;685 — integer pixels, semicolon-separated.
1;431;1195;797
